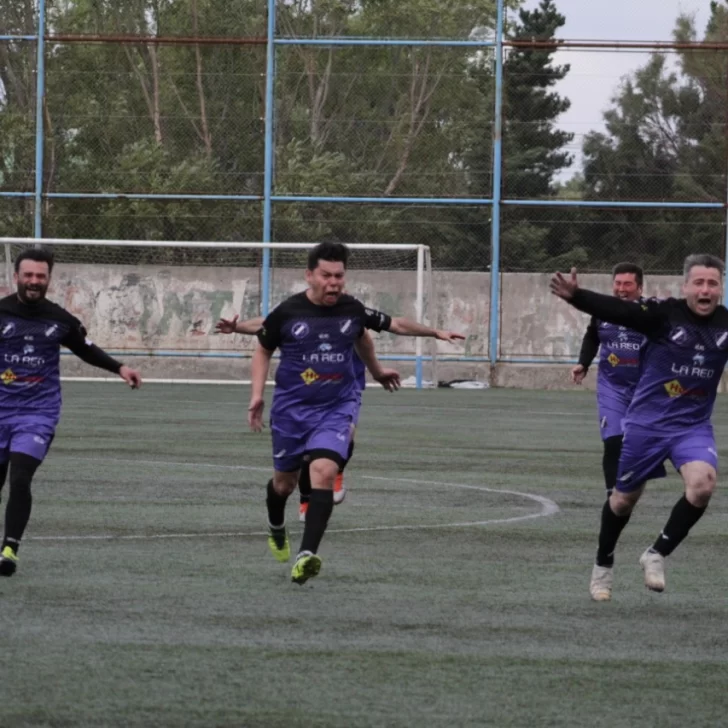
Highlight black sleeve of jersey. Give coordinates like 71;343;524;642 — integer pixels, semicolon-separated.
578;317;600;369
363;306;393;333
62;323;123;374
257;306;285;351
570;290;667;336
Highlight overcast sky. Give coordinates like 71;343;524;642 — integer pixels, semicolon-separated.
519;0;710;178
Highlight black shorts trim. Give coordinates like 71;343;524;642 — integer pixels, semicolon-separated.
306;448;346;470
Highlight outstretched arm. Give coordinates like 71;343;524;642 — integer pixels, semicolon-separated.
63;327;141;388
551;269;664;336
215;315;264;335
389;317;465;343
353;331;400;392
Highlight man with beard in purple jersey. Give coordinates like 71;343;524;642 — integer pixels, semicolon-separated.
0;248;142;577
552;255;728;601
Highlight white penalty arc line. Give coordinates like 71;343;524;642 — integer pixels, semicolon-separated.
27;458;560;543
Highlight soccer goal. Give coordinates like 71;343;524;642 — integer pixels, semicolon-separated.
0;238;438;387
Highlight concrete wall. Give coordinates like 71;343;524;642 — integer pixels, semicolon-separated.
32;264;698;387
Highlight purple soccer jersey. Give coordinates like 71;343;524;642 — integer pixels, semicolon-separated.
579;309;648;440
258;293;390;470
570;291;728;487
0;295;114;463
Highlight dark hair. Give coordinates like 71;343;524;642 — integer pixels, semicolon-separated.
14;247;54;274
307;242;349;271
683;253;724;280
612;262;643;287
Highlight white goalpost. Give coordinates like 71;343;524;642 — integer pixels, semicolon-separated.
0;238;437;388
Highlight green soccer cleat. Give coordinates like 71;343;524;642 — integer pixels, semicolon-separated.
267;526;290;563
0;545;19;577
291;550;322;585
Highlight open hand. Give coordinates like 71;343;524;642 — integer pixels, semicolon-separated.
434;330;465;343
550;268;579;301
215;315;239;334
374;368;401;392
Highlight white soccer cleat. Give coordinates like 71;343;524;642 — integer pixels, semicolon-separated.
639;548;666;592
590;564;613;602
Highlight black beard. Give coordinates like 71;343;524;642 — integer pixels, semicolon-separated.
17;284;47;304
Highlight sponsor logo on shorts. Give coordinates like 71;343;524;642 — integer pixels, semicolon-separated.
33;436;46;445
274;449;287;458
291;322;310;339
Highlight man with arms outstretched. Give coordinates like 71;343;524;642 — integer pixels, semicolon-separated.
551;255;726;601
249;242;400;585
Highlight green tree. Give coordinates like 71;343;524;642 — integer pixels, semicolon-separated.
577;3;728;271
462;0;575;270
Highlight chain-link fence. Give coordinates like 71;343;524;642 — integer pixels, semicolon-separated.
2;1;727;365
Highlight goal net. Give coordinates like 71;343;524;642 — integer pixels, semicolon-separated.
0;238;437;387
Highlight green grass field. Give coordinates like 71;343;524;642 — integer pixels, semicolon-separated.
2;383;727;727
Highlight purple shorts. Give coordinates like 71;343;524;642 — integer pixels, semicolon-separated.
616;425;718;492
0;422;55;463
352;390;363;426
597;389;631;441
271;408;354;472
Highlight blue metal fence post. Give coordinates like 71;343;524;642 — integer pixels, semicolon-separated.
33;0;47;239
488;0;505;367
261;0;277;315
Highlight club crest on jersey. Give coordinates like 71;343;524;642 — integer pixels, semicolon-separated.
340;319;352;334
44;324;59;338
1;322;16;338
291;322;310;339
670;327;687;343
716;331;728;349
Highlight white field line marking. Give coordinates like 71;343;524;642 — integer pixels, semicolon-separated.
28;458;560;542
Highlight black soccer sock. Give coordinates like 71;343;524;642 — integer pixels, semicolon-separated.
299;488;334;555
596;499;631;567
0;461;8;503
652;495;707;557
3;454;40;554
266;479;289;529
298;462;312;504
339;440;356;474
602;436;622;493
